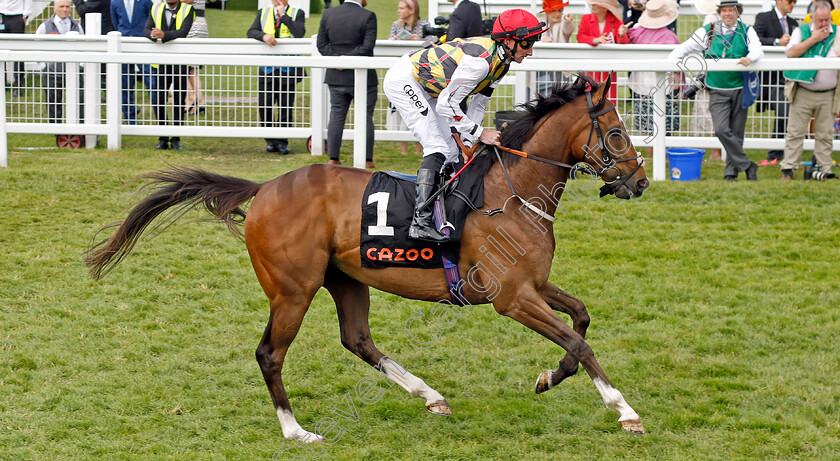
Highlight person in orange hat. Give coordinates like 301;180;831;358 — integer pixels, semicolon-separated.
541;0;574;43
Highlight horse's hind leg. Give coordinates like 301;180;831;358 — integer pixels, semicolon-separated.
254;274;324;442
323;267;451;416
535;281;590;394
494;289;644;434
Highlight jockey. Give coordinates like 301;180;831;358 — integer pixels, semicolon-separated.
383;9;547;243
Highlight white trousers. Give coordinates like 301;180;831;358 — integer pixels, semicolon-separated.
383;56;461;164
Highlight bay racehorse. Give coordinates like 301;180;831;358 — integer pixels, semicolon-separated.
85;74;649;439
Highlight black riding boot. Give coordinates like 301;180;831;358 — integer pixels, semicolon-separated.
409;153;449;243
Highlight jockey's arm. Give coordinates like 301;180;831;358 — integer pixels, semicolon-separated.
436;55;491;146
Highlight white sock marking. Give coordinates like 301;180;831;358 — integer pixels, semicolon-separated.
378;357;445;404
593;377;640;422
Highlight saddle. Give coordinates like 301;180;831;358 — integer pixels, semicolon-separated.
360;161;484;269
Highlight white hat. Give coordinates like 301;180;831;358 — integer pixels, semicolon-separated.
587;0;623;22
694;0;720;15
638;0;680;29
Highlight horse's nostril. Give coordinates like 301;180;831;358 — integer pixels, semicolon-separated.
636;178;649;191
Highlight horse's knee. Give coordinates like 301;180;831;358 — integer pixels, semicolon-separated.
566;337;594;362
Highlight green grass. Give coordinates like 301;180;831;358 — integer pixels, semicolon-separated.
2;139;840;460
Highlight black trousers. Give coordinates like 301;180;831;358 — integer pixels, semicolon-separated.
43;70;84;124
1;14;26;87
327;84;377;161
258;69;298;145
154;64;189;142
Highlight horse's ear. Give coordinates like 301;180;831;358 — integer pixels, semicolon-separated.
596;74;613;103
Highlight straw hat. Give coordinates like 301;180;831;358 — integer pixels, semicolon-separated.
693;0;719;15
541;0;570;13
587;0;623;22
638;0;679;29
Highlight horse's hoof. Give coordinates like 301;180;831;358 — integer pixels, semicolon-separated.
535;369;553;394
620;419;645;435
289;430;325;443
426;399;451;416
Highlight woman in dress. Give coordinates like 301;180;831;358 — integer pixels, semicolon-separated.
627;0;681;148
577;0;629;102
183;0;208;115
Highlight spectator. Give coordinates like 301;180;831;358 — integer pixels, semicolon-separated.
36;0;83;124
447;0;482;40
388;0;430;155
144;0;194;150
754;0;799;163
627;0;680;146
317;0;377;168
669;0;763;181
0;0;32;97
73;0;114;33
541;0;573;44
247;0;305;155
619;0;644;27
183;0;208;116
112;0;155;124
803;0;840;24
578;0;628;102
384;9;546;242
537;0;574;96
780;1;839;180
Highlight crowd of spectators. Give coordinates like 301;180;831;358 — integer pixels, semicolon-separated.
6;0;839;180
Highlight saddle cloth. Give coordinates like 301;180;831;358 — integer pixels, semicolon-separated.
360;164;484;269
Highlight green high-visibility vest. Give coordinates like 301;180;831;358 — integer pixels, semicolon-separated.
703;21;749;90
784;24;837;83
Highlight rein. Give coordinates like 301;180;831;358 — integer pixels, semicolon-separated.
452;83;645;221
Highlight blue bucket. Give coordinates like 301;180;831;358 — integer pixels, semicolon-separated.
666;148;705;181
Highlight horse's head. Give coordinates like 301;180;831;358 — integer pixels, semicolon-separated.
568;74;649;199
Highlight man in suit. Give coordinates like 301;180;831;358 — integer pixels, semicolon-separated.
112;0;155;124
754;0;799;162
73;0;114;33
247;0;305;155
0;0;32;97
447;0;483;39
317;0;377;168
143;0;193;150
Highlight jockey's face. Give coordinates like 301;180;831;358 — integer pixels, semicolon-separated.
503;38;534;63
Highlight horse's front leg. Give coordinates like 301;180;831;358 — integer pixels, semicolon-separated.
535;281;590;394
494;289;644;434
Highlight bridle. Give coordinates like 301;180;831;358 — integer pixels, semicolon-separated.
450;81;646;222
489;82;645;213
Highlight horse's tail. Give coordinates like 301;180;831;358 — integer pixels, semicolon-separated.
84;167;264;280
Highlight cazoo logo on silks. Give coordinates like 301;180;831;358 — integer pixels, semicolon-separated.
403;85;429;116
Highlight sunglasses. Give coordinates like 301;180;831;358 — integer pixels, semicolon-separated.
518;38;538;49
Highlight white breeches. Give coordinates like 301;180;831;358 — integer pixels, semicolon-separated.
383;56;461;164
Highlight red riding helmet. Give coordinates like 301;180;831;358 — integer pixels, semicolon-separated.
490;9;548;41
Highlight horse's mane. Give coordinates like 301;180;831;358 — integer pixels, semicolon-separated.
471;73;604;176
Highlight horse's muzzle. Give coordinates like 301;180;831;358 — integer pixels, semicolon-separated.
615;178;649;200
